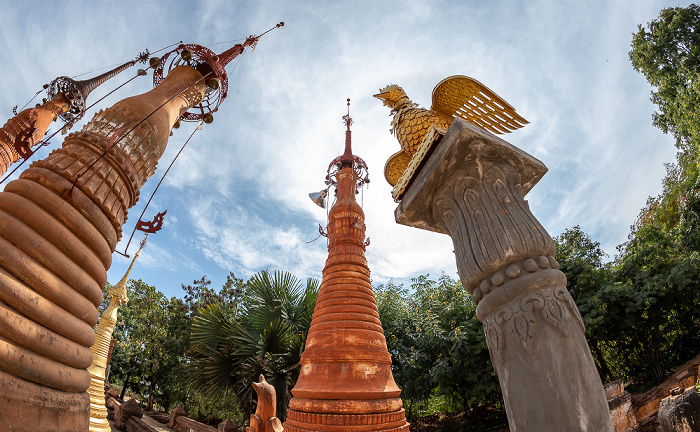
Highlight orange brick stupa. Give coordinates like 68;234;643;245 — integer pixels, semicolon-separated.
0;26;281;431
283;101;409;432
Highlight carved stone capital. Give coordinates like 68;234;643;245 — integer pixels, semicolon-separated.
434;162;555;293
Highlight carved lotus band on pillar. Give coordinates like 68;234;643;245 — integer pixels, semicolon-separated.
434;162;554;293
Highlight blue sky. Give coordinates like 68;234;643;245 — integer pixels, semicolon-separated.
0;1;690;298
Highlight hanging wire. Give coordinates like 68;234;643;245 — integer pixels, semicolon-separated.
0;118;77;185
82;66;150;113
306;233;322;243
204;37;246;48
16;89;45;113
116;120;203;257
150;41;183;55
0;64;156;187
71;62;124;79
70;41;182;79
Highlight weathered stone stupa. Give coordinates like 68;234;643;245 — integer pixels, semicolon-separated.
284;103;409;432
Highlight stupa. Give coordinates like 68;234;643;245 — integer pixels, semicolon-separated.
0;53;148;176
87;237;145;432
283;101;409;432
0;25;281;431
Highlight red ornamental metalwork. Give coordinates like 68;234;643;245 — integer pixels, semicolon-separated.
325;99;370;190
152;22;284;122
47;52;149;122
12;113;38;160
136;210;167;233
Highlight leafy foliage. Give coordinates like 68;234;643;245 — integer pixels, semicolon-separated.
630;4;700;152
375;274;500;420
555;225;700;383
188;270;319;421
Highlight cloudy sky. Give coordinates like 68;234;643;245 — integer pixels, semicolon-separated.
0;1;690;298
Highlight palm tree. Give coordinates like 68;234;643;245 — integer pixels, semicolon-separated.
188;270;319;421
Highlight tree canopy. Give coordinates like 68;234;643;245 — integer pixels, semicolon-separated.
630;4;700;153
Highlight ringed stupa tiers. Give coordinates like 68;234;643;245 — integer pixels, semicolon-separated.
0;25;281;432
284;101;409;432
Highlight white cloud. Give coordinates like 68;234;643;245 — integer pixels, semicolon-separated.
0;0;692;297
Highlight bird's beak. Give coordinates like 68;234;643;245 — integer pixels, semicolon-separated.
374;91;393;107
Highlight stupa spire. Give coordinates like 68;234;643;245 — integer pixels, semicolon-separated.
283;102;408;432
87;237;146;432
151;22;284;124
0;52;149;176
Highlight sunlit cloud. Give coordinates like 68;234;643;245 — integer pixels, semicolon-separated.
0;0;688;297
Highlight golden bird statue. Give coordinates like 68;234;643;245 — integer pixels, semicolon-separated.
374;75;528;195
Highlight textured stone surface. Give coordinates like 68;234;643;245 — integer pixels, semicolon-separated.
608;391;639;432
284;129;408;431
168;406;187;428
0;65;205;431
172;416;217;432
219;419;241;432
395;118;613;432
633;355;700;426
658;387;700;432
115;399;143;429
605;380;625;400
126;416;162;432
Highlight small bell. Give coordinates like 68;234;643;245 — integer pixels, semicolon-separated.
206;78;221;90
180;49;193;61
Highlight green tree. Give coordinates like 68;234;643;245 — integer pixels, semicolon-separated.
110;279;169;409
375;275;500;419
554;226;614;381
611;224;700;381
555;225;700;383
189;270;319;421
630;4;700;153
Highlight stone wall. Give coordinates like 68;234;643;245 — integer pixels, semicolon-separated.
172;416;218;432
126;417;157;432
605;380;638;432
605;354;700;432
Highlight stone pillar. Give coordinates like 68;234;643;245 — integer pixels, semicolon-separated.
0;65;205;431
395;118;613;431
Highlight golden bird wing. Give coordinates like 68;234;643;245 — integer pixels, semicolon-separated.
430;75;528;134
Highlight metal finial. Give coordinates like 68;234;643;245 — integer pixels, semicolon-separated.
323;98;369;192
342;98;353;130
47;51;149;120
152;22;285;123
